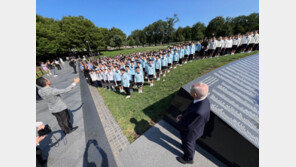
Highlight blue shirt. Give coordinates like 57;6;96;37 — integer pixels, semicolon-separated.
195;44;201;51
147;63;155;75
161;56;168;67
173;52;179;61
190;45;195;54
155;59;162;70
184;47;190;55
121;73;130;87
113;70;121;81
130;64;136;75
126;69;133;81
134;71;144;83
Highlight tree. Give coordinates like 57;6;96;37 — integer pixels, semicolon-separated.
165;14;179;43
127;37;135;46
173;27;185;42
191;22;206;41
108;27;127;47
109;35;124;49
182;26;192;41
205;16;226;37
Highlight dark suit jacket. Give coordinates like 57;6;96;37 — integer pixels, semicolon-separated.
178;98;210;141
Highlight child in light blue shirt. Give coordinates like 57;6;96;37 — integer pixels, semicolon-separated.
134;67;144;93
120;69;131;98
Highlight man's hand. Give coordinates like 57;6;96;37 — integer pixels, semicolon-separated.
74;78;80;84
176;115;182;122
36;135;47;145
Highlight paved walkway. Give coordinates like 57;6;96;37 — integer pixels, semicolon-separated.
36;62;116;167
118;120;227;167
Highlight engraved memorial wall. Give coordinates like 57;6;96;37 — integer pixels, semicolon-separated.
165;54;259;167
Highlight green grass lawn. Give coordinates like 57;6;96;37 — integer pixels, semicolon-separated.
98;51;259;143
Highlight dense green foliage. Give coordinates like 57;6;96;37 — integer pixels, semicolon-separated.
36;15;126;58
37;13;258;58
98;51;258;143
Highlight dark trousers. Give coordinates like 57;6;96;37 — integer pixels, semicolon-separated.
36;147;46;167
52;109;73;133
93;80;99;87
180;131;196;161
123;87;131;95
189;54;193;61
72;66;77;73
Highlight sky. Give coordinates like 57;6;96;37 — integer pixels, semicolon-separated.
36;0;259;36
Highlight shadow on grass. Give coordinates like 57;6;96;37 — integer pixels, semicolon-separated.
130;92;178;139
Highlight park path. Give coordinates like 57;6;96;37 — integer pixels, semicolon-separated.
36;62;116;167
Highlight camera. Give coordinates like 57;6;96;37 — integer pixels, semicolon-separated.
38;124;52;136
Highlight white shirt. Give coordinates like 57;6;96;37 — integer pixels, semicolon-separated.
216;40;222;47
96;73;102;81
241;36;248;44
209;41;216;50
249;35;255;44
237;38;242;46
221;40;226;48
225;39;233;48
90;72;97;81
254;34;259;44
107;71;114;81
193;96;207;104
233;38;240;45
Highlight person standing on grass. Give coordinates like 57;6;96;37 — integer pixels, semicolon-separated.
113;66;123;92
184;45;190;64
147;59;156;87
232;35;240;55
161;53;168;77
155;55;162;81
178;46;183;66
125;66;134;92
37;77;80;135
253;31;259;51
208;38;215;58
195;41;201;59
189;42;195;62
167;51;173;73
176;83;210;164
107;68;116;91
120;68;131;99
215;37;222;57
90;70;98;87
247;32;255;53
173;49;179;69
134;67;144;93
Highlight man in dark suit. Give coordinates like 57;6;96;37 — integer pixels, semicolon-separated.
176;83;210;164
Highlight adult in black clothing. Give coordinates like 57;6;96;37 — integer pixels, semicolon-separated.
176;83;210;164
200;38;208;59
69;59;77;74
36;123;47;167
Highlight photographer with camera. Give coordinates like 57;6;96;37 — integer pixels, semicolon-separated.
36;122;51;167
36;77;80;135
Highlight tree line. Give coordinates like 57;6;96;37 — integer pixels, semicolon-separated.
36;13;258;58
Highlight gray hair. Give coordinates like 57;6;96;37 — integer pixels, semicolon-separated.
191;83;209;100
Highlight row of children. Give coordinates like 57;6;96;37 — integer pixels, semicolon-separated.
79;31;259;98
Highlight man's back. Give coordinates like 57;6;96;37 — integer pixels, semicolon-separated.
179;98;211;139
38;83;76;113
